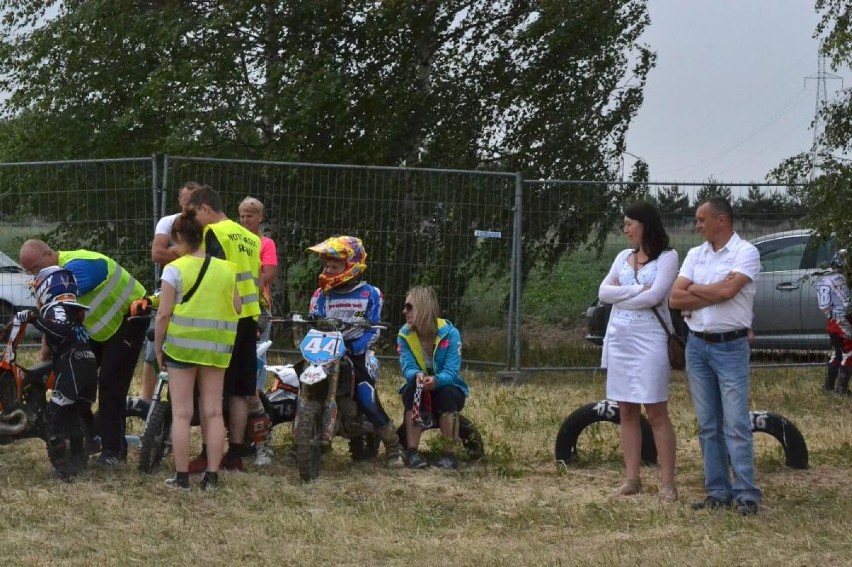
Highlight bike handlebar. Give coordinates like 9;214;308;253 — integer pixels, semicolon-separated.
268;314;389;331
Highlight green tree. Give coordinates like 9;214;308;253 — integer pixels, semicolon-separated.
769;2;852;243
693;178;732;207
656;184;690;216
0;0;655;321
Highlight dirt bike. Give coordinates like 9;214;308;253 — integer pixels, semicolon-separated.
0;316;54;445
284;313;384;482
132;336;277;474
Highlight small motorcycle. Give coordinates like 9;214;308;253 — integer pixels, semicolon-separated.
285;314;383;482
133;338;278;473
0;316;53;444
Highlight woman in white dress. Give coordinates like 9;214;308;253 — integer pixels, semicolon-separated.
599;201;679;502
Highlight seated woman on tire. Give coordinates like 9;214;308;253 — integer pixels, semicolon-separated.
154;210;241;491
397;286;469;470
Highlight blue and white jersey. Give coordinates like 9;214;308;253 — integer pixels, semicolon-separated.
817;271;850;320
309;281;383;355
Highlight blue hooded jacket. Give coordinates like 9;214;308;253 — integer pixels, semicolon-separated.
397;318;468;397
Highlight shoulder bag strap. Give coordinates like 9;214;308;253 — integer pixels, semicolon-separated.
633;253;675;338
181;255;211;304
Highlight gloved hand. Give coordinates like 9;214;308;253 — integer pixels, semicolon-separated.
15;310;37;324
129;297;153;317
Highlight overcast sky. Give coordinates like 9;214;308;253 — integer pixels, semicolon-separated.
625;0;849;184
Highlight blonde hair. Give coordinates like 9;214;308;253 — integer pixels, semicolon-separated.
406;286;440;338
239;196;264;217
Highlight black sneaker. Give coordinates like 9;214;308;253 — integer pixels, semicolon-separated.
94;451;122;468
736;499;759;516
200;471;219;492
406;452;429;470
164;474;190;491
432;454;458;470
691;496;732;511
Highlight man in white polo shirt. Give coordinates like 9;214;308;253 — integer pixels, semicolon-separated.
670;197;762;516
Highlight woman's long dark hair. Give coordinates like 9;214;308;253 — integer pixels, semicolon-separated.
624;201;670;261
171;209;204;251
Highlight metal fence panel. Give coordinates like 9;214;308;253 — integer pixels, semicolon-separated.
163;157;517;365
0;158;157;323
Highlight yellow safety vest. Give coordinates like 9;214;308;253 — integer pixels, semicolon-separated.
203;219;261;318
58;250;146;342
164;255;240;368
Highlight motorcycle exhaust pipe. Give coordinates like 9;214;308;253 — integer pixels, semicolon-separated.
0;409;27;436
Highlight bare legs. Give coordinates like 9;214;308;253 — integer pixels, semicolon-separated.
169;365;226;473
616;400;677;499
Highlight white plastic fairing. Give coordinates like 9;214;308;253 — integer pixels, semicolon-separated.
266;364;300;391
300;363;328;385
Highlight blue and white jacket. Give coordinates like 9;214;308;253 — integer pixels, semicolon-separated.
309;281;383;356
397;318;468;397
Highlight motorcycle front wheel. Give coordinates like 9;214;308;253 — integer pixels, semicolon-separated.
138;401;172;474
295;400;323;481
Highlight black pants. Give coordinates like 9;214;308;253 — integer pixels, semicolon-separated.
91;315;147;457
400;381;466;415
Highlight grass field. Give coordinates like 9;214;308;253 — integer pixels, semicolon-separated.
0;362;849;566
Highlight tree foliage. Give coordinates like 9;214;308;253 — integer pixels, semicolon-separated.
768;1;852;244
0;0;655;323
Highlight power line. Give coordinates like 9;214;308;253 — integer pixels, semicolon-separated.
804;45;843;180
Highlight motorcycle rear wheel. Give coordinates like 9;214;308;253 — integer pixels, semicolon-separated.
295;400;323;481
138;401;172;474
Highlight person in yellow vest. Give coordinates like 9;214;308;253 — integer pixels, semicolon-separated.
185;185;261;472
20;239;148;467
154;210;241;490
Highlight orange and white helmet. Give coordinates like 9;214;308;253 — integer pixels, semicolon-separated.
306;236;367;291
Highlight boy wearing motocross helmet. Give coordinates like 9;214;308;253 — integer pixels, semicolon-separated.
25;266;98;480
816;249;852;395
307;236;404;467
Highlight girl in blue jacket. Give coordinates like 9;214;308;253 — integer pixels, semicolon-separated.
397;286;469;470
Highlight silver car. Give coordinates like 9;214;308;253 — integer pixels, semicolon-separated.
586;229;834;350
0;251;38;326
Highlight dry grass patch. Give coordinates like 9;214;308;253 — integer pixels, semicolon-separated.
0;366;849;566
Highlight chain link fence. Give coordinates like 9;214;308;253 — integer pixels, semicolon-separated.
0;156;820;370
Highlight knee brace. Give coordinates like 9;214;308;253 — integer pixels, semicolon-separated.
355;381;389;428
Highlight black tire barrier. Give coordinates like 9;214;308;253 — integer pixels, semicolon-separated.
396;414;485;462
554;400;658;465
750;410;809;470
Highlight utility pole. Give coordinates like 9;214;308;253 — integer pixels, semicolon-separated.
805;45;843;181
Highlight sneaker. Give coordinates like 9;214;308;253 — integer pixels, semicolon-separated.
386;454;405;469
736;499;759;516
86;436;102;455
187;455;208;475
221;453;244;472
254;444;273;467
691;496;733;511
200;471;219;491
432;454;458;470
406;452;429;470
94;451;122;468
164;474;190;491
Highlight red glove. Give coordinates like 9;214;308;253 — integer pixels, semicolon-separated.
129;297;152;317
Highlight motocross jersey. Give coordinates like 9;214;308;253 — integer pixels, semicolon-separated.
33;303;95;359
308;281;383;355
816;271;850;320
